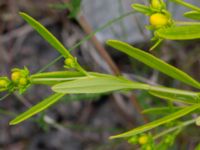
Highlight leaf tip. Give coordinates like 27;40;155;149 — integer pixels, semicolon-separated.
131;3;136;9
9;120;17;126
106;39;116;45
19;12;26;17
109;134;122;140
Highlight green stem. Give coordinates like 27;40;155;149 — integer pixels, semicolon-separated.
0;93;10;101
170;0;200;12
76;63;90;76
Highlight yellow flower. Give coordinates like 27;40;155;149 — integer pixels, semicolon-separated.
11;71;21;82
138;135;148;145
150;13;169;28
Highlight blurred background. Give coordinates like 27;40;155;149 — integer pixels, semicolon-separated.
0;0;200;149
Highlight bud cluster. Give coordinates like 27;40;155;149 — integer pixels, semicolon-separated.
149;0;172;29
0;67;30;94
11;67;30;93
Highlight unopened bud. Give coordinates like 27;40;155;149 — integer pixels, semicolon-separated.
64;58;76;68
138;135;148;145
11;71;21;83
150;13;169;28
151;0;163;9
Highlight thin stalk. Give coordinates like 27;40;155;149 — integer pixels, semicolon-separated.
153;118;196;139
0;93;10;101
117;0;127;40
36;11;135;74
76;63;90;76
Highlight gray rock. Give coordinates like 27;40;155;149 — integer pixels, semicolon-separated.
82;0;200;43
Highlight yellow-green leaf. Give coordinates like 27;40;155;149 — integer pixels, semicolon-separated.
106;40;200;89
155;25;200;40
149;90;200;104
52;75;149;94
30;71;84;85
10;93;65;125
184;11;200;20
19;12;71;58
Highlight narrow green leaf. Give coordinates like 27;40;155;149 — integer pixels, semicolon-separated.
19;12;71;58
149;90;200;104
131;4;152;15
31;71;83;78
110;104;200;139
170;0;200;12
142;107;182;115
184;11;200;20
10;93;65;125
31;71;84;85
52;75;149;94
106;40;200;89
155;25;200;40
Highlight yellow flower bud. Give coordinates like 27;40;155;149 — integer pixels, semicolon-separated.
11;72;21;82
0;79;8;88
151;0;162;9
138;135;148;145
150;13;169;28
146;145;152;150
64;58;76;68
19;78;28;86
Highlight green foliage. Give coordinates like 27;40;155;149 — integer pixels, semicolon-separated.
10;93;64;125
52;75;148;94
110;104;200;139
30;71;84;85
19;12;72;59
106;40;200;89
149;90;200;104
131;4;152;15
155;25;200;40
0;0;199;149
184;11;200;20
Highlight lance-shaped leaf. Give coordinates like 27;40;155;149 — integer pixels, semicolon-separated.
149;90;200;104
31;71;84;85
106;40;200;89
148;85;200;104
10;93;65;125
184;11;200;20
19;12;72;58
142;107;182;115
110;104;200;139
155;25;200;40
131;4;152;15
52;75;149;94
